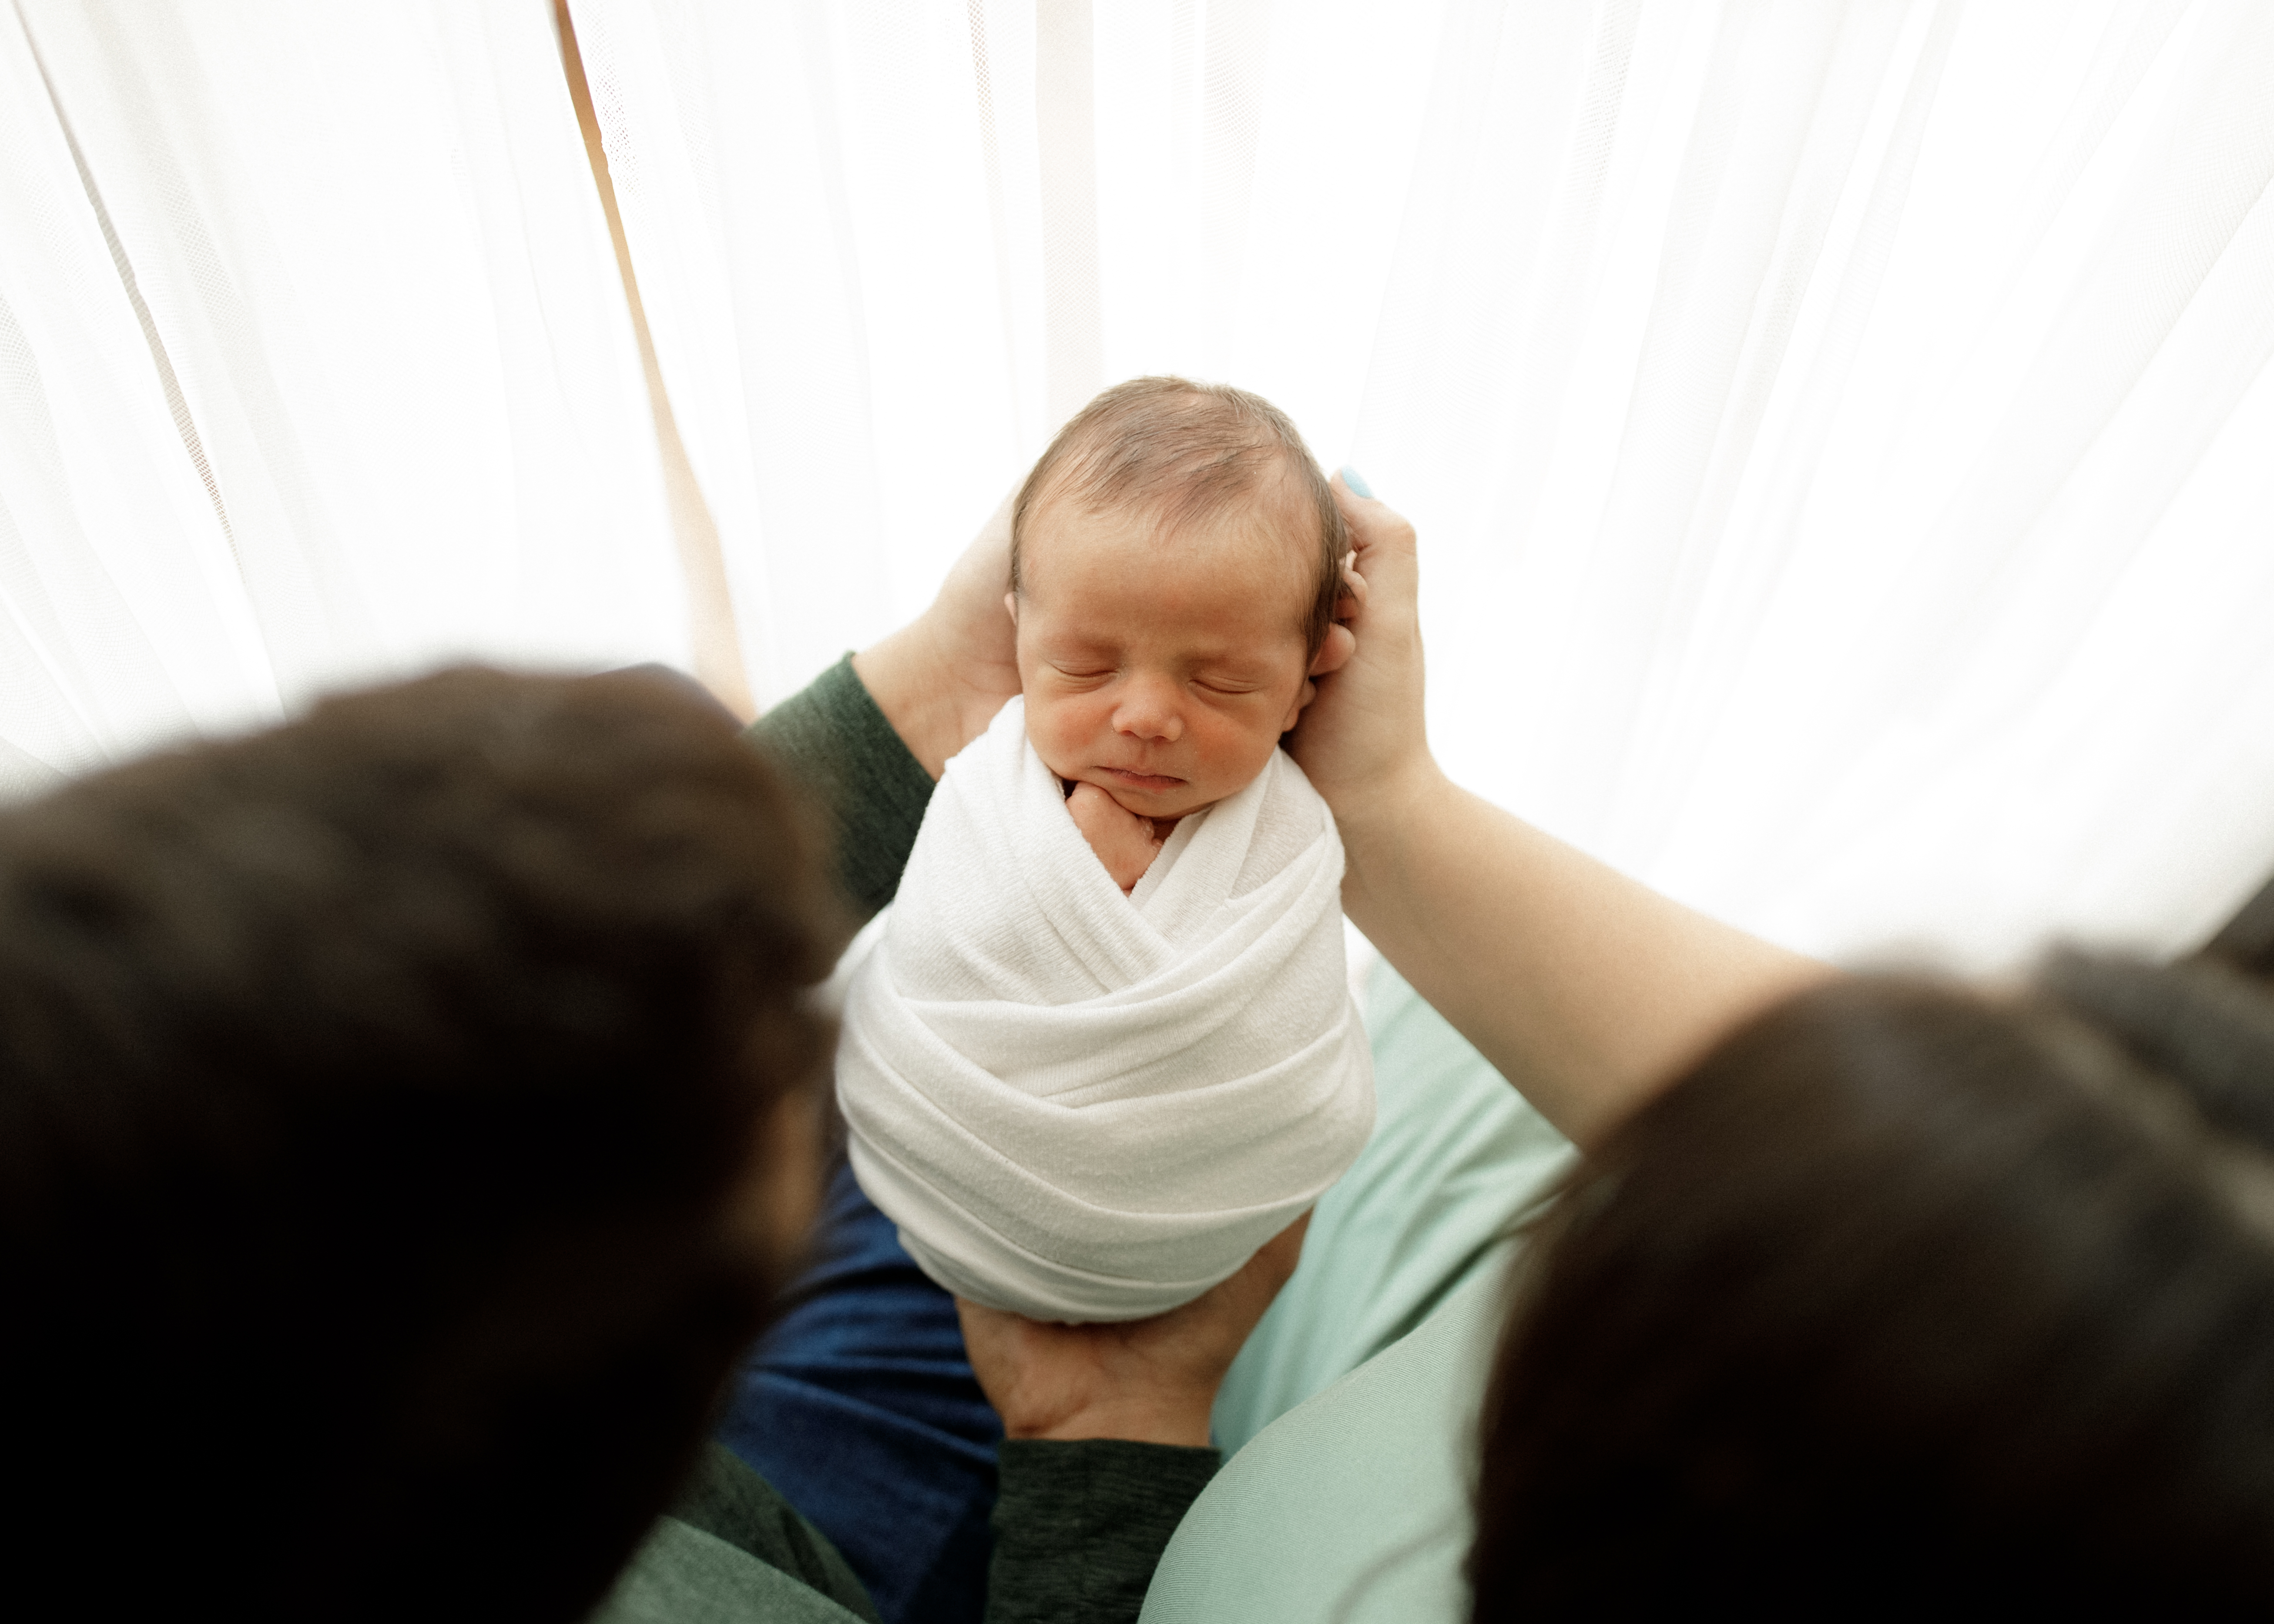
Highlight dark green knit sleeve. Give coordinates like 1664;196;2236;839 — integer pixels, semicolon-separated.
985;1439;1221;1624
748;653;935;920
664;1443;881;1621
592;1444;882;1624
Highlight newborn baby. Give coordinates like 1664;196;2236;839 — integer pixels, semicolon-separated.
837;377;1374;1322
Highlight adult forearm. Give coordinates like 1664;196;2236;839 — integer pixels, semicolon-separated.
852;623;984;782
1337;760;1833;1149
747;656;935;922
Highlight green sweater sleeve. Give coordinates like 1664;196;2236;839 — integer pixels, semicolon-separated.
985;1440;1222;1624
667;1443;882;1620
593;1444;882;1624
747;653;936;921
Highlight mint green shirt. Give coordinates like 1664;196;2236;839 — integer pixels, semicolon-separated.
1145;965;1577;1622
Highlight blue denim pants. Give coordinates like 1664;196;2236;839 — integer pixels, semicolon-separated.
715;1159;1001;1624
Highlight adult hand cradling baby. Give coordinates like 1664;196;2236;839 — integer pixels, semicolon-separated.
956;1212;1311;1447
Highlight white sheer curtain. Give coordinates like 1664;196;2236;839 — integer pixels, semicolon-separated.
0;0;686;796
576;0;2274;971
2;1;2270;975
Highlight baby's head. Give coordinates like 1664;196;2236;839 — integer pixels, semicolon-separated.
1007;377;1349;824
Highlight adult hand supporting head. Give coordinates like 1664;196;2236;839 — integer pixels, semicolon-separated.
1287;475;1440;827
957;1213;1310;1448
1285;472;1831;1150
854;487;1024;779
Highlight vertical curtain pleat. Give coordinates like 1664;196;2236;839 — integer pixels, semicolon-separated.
576;0;2274;971
3;0;2270;974
0;0;272;794
1;0;685;789
570;0;1027;706
1645;2;2274;964
1035;0;1103;427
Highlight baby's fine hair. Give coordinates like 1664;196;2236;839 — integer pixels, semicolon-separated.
1011;376;1350;657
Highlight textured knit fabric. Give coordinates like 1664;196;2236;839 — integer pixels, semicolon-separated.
597;1522;870;1624
841;696;1373;1322
747;653;935;921
670;1443;883;1617
988;1440;1223;1624
593;1444;880;1624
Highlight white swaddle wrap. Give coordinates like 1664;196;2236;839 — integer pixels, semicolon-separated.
838;697;1374;1323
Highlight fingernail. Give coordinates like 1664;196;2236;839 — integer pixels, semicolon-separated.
1339;464;1375;499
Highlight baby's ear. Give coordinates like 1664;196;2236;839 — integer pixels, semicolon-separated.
1307;622;1355;677
1004;591;1019;628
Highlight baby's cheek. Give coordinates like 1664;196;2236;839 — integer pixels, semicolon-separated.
1021;697;1087;779
1196;709;1288;792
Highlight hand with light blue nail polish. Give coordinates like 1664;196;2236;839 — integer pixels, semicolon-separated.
1338;464;1375;500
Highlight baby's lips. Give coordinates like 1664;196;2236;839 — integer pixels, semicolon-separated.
1099;764;1185;790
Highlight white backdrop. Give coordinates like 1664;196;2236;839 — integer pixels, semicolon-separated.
3;0;2273;975
0;0;688;796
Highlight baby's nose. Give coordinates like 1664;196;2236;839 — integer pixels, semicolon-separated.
1112;680;1184;742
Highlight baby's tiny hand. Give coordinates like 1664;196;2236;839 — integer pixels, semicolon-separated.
1067;783;1162;893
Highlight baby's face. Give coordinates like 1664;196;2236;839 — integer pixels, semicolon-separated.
1011;501;1312;824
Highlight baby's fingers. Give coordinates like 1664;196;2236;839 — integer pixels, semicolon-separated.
1067;782;1162;892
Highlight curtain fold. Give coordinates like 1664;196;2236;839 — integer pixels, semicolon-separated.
3;0;2271;976
0;0;687;797
0;0;271;793
574;0;2274;971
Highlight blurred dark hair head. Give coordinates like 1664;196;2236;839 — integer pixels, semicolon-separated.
0;666;839;1621
1471;953;2274;1617
2200;870;2274;984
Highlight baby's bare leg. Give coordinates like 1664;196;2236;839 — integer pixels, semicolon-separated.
1067;783;1162;893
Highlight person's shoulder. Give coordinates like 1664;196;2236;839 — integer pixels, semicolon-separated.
589;1445;881;1624
592;1515;873;1624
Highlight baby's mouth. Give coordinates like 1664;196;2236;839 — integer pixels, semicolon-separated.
1101;766;1184;794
